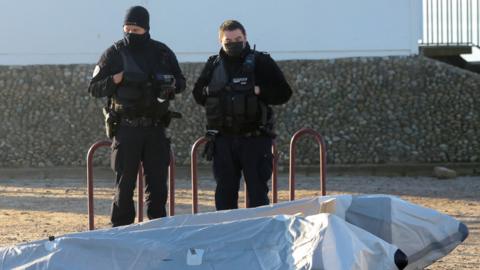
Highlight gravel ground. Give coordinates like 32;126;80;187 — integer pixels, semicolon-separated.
0;174;478;269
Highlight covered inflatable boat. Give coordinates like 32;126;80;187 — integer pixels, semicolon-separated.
0;195;468;270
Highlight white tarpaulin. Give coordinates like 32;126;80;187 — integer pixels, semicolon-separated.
0;213;405;270
333;195;469;270
91;194;467;269
0;195;468;270
1;214;321;269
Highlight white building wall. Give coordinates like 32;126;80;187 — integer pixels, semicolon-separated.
0;0;422;65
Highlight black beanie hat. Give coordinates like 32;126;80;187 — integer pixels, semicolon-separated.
124;6;150;30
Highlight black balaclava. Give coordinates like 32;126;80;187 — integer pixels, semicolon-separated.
123;6;150;48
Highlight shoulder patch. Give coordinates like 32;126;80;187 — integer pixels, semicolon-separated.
92;65;101;78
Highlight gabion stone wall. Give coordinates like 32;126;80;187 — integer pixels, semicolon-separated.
0;55;478;168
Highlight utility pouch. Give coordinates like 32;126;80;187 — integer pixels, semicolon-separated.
232;94;246;117
246;95;259;120
116;86;142;101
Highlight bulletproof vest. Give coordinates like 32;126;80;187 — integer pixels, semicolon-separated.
113;47;168;118
205;53;264;132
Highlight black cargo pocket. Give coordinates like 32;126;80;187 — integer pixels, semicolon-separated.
110;139;122;172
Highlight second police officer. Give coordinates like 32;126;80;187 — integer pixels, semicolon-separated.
192;20;292;210
88;6;186;227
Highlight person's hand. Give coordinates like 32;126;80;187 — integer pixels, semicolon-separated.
254;86;260;95
112;72;124;84
165;77;177;99
159;82;177;100
201;130;218;161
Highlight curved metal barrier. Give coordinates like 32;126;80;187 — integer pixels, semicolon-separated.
191;137;278;214
271;142;279;203
190;137;208;214
86;140;176;230
289;128;327;201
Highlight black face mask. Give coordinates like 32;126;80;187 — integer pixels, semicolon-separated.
224;41;244;57
124;32;149;48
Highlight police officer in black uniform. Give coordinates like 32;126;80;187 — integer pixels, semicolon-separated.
192;20;292;210
88;6;186;227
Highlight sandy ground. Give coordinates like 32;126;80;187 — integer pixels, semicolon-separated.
0;174;478;269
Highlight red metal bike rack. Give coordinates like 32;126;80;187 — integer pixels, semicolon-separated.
190;137;207;214
86;140;176;230
190;137;278;214
289;128;327;201
271;142;278;203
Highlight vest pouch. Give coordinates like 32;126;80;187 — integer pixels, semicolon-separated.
123;71;149;84
117;85;143;101
118;71;149;101
205;97;223;127
246;94;259;121
232;94;246;117
141;83;156;108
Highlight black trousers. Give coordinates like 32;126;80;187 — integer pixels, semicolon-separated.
110;125;170;227
212;135;273;210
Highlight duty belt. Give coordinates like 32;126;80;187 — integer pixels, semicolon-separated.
220;129;264;137
120;117;163;128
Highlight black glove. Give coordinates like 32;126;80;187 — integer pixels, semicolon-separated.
153;74;176;100
201;130;218;161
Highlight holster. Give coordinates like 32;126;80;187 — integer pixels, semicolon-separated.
103;106;120;139
161;110;182;128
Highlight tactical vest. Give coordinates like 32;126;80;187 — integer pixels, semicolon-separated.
205;53;266;133
112;46;169;119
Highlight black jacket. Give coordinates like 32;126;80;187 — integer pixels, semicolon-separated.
192;44;292;106
88;35;186;98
